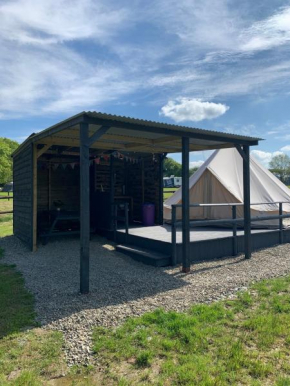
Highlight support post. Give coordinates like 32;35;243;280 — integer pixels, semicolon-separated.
243;145;251;259
32;144;38;252
171;205;177;266
80;122;90;294
110;155;115;231
159;154;164;225
232;205;237;256
279;202;283;244
182;137;190;272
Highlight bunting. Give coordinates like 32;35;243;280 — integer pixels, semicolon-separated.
37;151;142;171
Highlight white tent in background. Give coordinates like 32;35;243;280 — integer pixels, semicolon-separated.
164;148;290;228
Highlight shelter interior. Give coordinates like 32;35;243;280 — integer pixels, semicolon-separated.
37;147;163;236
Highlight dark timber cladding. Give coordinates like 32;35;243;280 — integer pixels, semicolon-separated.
12;111;261;294
13;144;33;249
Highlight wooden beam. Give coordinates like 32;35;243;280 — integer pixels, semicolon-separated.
235;144;247;161
153;136;180;145
36;137;237;153
55;128;154;145
80;122;90;294
36;137;125;150
37;144;51;158
84;114;260;146
32;144;38;252
181;137;190;273
88;126;110;147
243;145;251;259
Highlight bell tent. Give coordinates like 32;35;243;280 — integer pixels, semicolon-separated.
163;148;290;228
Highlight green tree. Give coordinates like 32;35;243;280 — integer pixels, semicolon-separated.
164;157;200;177
269;153;290;183
0;138;19;185
164;157;182;177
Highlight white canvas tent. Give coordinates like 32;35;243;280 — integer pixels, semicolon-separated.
164;148;290;228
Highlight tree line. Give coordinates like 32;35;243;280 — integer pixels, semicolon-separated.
0;137;19;186
164;157;199;177
269;154;290;184
165;153;290;185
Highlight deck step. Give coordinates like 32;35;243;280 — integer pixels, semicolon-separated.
116;244;171;267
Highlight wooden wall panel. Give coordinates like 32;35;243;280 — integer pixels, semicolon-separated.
37;166;80;212
13;144;33;249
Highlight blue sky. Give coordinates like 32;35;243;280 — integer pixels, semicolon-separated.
1;0;290;167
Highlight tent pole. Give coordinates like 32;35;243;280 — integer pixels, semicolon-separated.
243;145;251;259
182;137;190;272
80;122;90;294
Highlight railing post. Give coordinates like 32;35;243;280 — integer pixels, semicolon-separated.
232;205;237;256
171;205;177;266
243;145;251;259
279;202;283;244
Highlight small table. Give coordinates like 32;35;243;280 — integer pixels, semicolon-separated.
40;210;80;245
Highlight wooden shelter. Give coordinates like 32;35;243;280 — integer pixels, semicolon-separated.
12;111;260;293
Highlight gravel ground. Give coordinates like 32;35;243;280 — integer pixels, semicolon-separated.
1;234;290;366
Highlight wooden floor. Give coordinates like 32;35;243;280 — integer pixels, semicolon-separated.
116;224;290;266
118;224;274;244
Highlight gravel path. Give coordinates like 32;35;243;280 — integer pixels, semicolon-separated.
1;235;290;366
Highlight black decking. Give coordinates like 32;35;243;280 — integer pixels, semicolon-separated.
116;225;290;266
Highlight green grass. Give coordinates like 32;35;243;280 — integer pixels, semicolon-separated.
0;247;66;384
163;187;178;201
92;276;290;385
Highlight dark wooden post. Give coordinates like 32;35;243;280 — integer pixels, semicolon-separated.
80;122;90;294
243;145;251;259
232;205;237;256
159;154;164;225
110;155;115;231
279;202;283;244
182;137;190;272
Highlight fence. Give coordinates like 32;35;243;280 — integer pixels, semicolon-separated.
0;195;13;215
171;202;290;265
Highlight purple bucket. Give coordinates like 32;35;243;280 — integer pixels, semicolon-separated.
142;203;155;226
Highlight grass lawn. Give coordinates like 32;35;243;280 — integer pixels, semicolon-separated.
163;187;178;201
92;277;290;385
1;208;290;384
0;248;66;385
1;244;290;385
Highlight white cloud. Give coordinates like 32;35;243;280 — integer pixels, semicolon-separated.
0;0;138;118
280;145;290;152
251;150;283;167
190;160;204;168
160;98;229;122
0;0;129;45
1;0;290;119
240;6;290;52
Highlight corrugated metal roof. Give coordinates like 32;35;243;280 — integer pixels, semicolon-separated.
13;111;262;156
85;111;261;142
